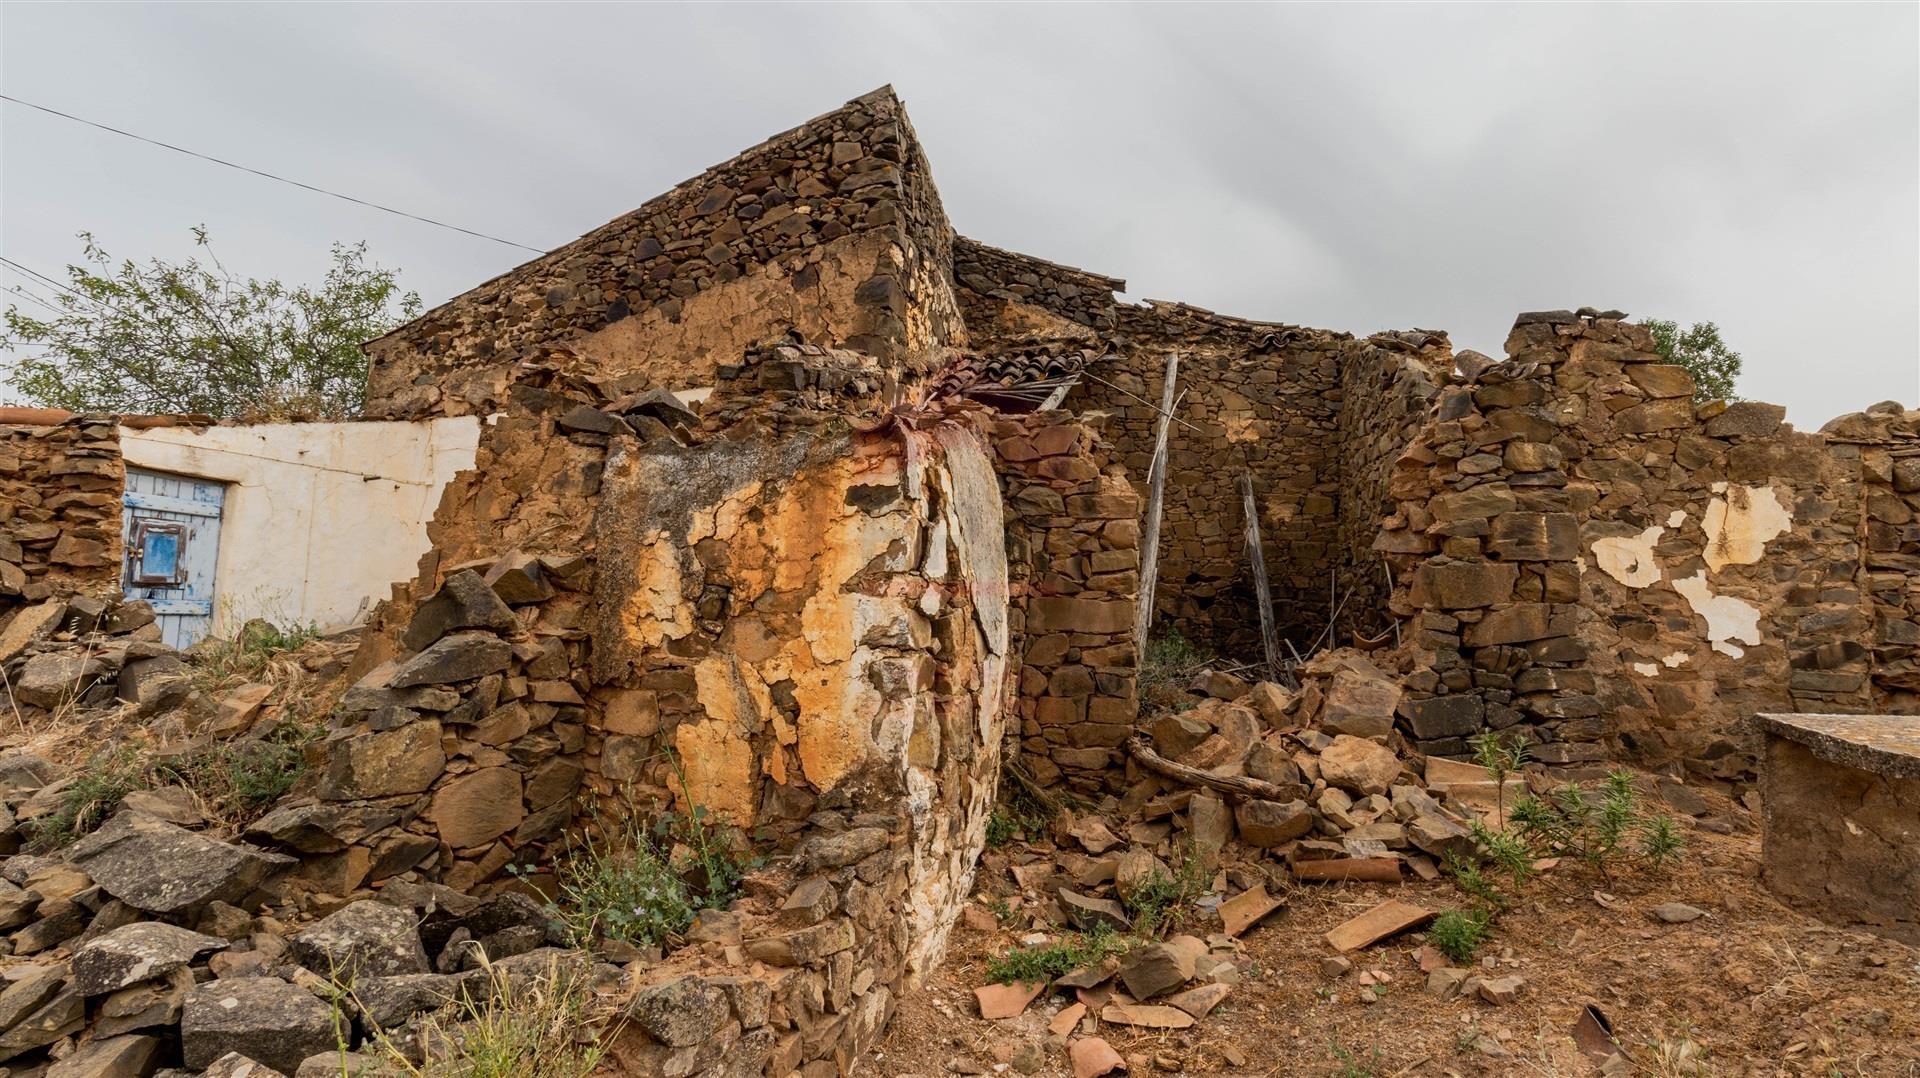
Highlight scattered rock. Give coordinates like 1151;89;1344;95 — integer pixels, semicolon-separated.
1099;1003;1194;1029
180;977;337;1073
70;921;228;996
68;812;293;915
1651;902;1708;924
1117;941;1196;1000
1069;1036;1126;1078
289;900;431;978
1317;735;1403;796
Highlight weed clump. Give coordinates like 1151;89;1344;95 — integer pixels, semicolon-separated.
1428;908;1492;963
986;923;1130;984
541;796;754;951
1119;853;1207;939
1139;627;1210;716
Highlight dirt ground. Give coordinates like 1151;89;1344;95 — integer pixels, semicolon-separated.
866;799;1920;1078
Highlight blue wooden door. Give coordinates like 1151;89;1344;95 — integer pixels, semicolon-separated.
122;467;226;648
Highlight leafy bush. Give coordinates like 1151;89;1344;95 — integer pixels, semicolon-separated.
1120;853;1207;939
1508;770;1686;885
543;790;754;950
546;810;697;949
1428;908;1491;963
986;923;1130;984
1139;627;1210;715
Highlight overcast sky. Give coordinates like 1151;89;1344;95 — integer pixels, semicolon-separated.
3;3;1915;425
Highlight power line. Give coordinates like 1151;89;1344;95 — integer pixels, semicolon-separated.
1;94;549;255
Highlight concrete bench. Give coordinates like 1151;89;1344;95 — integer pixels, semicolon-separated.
1754;713;1919;945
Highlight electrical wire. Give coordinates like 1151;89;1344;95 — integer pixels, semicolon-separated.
1;94;548;254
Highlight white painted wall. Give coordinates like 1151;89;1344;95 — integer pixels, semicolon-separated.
118;417;480;637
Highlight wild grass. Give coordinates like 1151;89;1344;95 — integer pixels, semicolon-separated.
26;715;320;850
1119;851;1207;939
1139;627;1211;716
351;951;613;1078
187;618;324;694
985;922;1131;984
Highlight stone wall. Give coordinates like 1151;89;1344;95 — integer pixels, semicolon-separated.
0;413;123;614
1333;335;1448;641
1821;404;1920;710
991;413;1141;794
952;237;1123;336
250;557;591;896
1374;310;1882;777
363;86;959;420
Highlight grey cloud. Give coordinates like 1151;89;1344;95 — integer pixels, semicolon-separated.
2;2;1912;424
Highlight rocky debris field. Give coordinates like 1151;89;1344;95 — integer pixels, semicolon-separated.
874;792;1920;1078
862;661;1920;1078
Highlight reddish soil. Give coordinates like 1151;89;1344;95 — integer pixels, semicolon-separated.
868;801;1920;1078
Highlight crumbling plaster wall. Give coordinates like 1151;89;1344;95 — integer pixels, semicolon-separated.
119;416;479;635
364;86;960;420
1374;310;1887;776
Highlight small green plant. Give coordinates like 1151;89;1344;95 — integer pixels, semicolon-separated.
1330;1042;1382;1078
985;923;1130;985
1442;849;1511;912
1429;908;1492;964
1140;627;1211;715
653;801;753;913
547;809;697;949
1120;852;1207;939
986;897;1014;925
1508;770;1684;886
1468;731;1527;828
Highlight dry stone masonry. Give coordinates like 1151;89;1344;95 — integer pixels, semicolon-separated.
0;411;125;614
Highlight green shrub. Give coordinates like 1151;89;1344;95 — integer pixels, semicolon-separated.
544;789;755;950
1429;908;1491;963
1508;770;1685;885
547;810;697;949
1139;627;1210;715
1120;853;1206;939
986;923;1130;984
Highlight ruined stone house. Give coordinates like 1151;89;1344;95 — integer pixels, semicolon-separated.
2;85;1915;1072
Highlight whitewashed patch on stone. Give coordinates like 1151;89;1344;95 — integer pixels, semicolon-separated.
1672;571;1762;657
1592;526;1664;588
1702;484;1792;573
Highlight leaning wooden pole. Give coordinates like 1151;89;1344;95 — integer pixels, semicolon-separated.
1133;351;1180;656
1240;470;1282;682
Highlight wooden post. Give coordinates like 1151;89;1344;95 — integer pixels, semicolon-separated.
1134;352;1179;656
1240;471;1282;682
